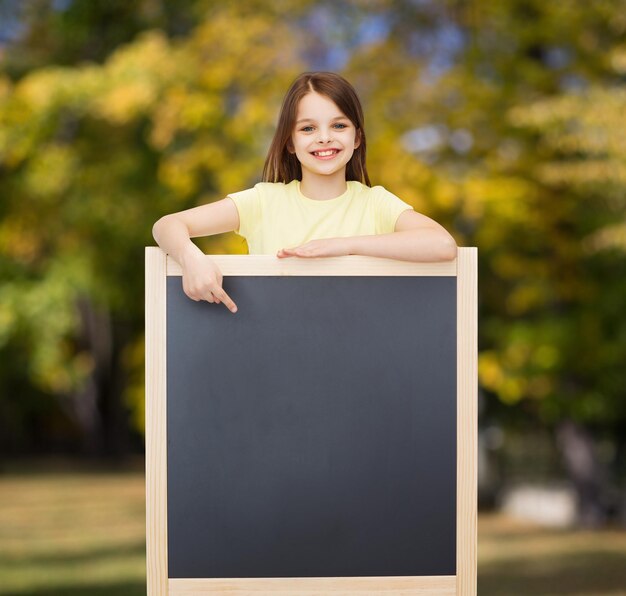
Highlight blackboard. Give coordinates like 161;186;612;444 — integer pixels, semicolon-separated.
145;250;477;595
167;275;456;578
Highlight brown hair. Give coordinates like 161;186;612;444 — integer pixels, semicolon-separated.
262;72;370;186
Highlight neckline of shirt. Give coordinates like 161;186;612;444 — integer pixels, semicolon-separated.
295;180;354;205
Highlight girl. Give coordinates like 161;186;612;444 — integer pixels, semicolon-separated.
152;72;457;313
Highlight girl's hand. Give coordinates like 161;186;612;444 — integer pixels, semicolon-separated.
277;237;350;259
180;253;238;313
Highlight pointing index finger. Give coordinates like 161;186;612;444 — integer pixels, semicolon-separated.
217;288;238;313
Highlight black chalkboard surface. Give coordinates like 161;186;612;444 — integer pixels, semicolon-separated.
166;275;457;579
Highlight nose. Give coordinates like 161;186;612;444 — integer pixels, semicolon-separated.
317;128;333;143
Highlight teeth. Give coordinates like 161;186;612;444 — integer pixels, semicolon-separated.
314;150;337;156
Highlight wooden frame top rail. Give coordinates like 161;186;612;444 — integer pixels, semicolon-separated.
165;254;458;277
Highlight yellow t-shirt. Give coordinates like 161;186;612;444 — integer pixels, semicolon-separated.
228;180;413;255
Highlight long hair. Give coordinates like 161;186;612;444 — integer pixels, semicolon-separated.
262;72;370;186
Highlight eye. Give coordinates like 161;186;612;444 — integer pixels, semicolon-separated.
301;126;314;132
333;123;348;129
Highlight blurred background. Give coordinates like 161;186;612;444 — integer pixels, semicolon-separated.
0;0;625;594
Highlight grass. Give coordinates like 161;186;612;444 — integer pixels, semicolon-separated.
0;461;146;595
0;462;625;595
478;514;626;595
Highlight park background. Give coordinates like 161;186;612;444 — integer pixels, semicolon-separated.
0;0;625;594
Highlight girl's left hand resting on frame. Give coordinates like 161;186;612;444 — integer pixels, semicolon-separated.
277;209;458;262
277;237;350;259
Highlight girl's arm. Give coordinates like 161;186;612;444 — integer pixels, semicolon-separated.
347;209;457;261
152;198;240;312
277;210;458;262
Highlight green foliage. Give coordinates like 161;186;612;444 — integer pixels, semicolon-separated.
0;0;625;452
0;4;307;451
454;4;626;428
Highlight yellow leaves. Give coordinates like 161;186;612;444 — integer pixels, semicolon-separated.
0;215;43;265
583;222;626;254
496;87;626;261
433;179;459;210
479;343;558;406
149;87;186;149
478;352;526;405
463;176;535;223
34;348;95;395
195;231;249;257
369;144;443;212
609;44;626;74
537;160;626;187
225;96;274;139
191;11;300;87
507;282;549;315
499;377;526;404
198;61;233;93
149;87;221;150
11;30;186;128
93;31;179;125
462;174;543;252
0;301;16;348
479;351;505;391
158;154;199;198
143;10;301;204
1;10;300;165
121;335;146;436
509;88;626;158
532;344;560;369
0;75;12;100
23;143;77;200
16;64;102;113
16;67;75;112
215;162;260;197
105;30;179;83
179;92;221;131
0;78;51;167
94;81;157;125
509;95;578;129
1;254;97;394
157;141;228;197
492;252;524;279
504;342;533;369
0;270;90;396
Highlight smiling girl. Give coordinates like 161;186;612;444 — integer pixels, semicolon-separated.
152;72;457;313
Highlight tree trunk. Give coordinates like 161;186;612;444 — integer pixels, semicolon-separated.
555;419;609;527
66;295;130;458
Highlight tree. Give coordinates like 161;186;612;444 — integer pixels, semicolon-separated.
1;0;625;528
426;1;626;524
0;6;304;455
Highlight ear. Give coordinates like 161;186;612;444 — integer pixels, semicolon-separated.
354;129;361;150
286;139;295;154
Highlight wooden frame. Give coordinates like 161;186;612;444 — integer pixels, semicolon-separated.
145;248;477;595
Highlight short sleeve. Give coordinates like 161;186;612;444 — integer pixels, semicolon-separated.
227;184;262;239
371;186;413;234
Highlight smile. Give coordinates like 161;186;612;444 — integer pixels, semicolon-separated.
311;149;340;159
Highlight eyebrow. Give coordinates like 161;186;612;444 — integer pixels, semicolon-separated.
296;116;350;124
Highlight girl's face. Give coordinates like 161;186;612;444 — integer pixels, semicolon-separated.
290;92;360;180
